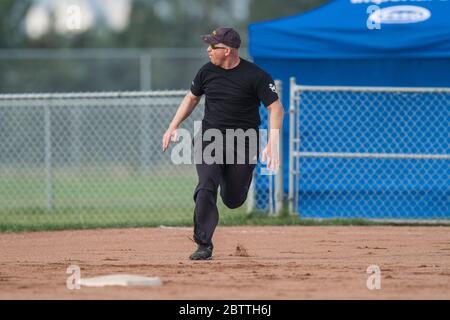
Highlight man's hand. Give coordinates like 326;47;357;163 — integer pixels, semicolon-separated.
162;127;178;152
162;92;202;152
262;139;280;172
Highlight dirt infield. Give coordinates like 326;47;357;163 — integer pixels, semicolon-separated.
1;226;449;299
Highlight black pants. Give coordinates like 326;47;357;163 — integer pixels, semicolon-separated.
192;130;258;247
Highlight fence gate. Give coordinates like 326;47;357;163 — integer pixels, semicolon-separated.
289;77;450;221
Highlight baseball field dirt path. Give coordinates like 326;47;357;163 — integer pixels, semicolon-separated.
1;226;449;299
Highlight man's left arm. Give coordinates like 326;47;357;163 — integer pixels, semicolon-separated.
263;99;284;171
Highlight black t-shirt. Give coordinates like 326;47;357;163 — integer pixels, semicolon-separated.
190;58;279;130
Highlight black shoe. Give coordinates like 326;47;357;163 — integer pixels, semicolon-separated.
189;244;213;260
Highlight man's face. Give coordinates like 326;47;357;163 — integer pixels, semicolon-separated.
207;43;230;65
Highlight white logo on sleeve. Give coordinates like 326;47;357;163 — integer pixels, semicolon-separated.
269;83;277;93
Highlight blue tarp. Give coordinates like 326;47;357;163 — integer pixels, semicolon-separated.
249;0;450;218
249;0;450;87
249;0;450;59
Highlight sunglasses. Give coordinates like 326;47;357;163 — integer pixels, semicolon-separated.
210;44;228;50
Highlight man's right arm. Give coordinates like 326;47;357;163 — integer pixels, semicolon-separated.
162;91;202;152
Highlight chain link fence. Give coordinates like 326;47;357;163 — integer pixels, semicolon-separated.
0;90;276;230
289;78;450;221
3;79;447;229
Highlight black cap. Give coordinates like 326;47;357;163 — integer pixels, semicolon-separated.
201;27;241;49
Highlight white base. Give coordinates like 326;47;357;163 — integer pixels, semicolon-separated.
78;274;162;287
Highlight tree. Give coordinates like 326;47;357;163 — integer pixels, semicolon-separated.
248;0;328;23
0;0;33;48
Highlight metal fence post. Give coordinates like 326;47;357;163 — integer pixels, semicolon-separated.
246;179;255;214
141;103;151;173
44;101;53;212
288;77;296;216
274;80;284;216
71;104;81;167
140;53;152;172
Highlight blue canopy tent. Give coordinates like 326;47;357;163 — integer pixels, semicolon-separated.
249;0;450;218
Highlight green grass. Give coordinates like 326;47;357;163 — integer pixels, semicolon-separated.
0;166;199;210
1;167;448;233
0;208;190;232
2;205;435;233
